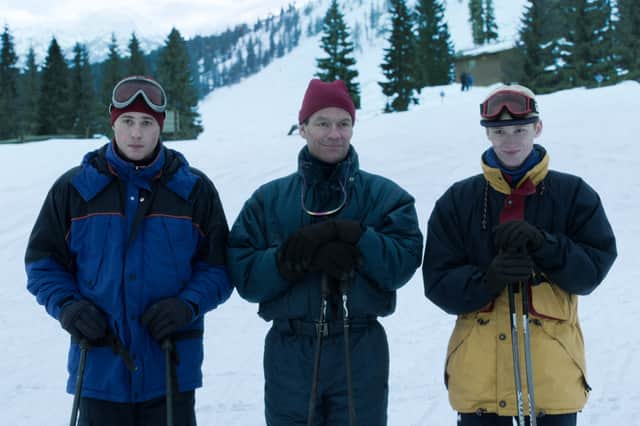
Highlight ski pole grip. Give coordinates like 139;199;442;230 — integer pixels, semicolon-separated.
339;278;350;294
321;274;330;295
162;338;174;352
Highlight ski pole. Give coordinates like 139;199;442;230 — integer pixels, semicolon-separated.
162;338;175;426
508;282;526;426
307;274;329;426
69;339;89;426
522;282;537;425
340;279;356;426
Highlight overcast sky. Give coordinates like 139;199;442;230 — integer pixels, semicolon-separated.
2;0;312;38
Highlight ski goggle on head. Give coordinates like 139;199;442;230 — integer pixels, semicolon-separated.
480;89;538;119
110;76;167;113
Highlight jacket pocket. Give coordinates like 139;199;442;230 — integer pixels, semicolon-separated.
161;217;197;283
445;313;497;410
72;216;113;290
530;282;575;321
538;319;587;382
533;319;590;409
445;314;481;388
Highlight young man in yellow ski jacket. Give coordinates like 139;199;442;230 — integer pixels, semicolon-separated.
422;85;617;425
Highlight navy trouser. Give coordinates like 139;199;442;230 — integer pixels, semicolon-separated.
78;390;196;426
264;318;389;426
458;412;577;426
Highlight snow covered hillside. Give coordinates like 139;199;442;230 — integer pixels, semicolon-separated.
1;0;638;423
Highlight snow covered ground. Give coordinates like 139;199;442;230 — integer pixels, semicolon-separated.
1;8;639;426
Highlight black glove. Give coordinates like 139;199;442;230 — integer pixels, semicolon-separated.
333;219;364;245
141;298;194;342
485;252;534;295
59;299;108;343
311;241;362;281
493;220;544;253
276;221;340;281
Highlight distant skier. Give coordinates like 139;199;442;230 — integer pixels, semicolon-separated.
460;72;469;91
25;75;233;425
227;79;423;425
422;84;617;426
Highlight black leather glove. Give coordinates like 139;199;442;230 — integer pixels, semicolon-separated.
485;252;534;295
276;221;340;281
311;241;362;281
493;220;544;253
141;298;194;342
59;299;108;343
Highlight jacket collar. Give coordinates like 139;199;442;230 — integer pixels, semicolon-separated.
71;143;199;202
482;144;549;195
106;141;165;192
297;145;359;186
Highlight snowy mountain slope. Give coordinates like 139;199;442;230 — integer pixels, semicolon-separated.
5;0;527;65
5;0;312;62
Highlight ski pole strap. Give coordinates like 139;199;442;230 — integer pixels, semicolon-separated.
339;278;351;323
109;335;136;372
72;331;137;372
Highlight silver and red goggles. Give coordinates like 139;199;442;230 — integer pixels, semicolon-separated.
110;76;167;113
480;90;538;119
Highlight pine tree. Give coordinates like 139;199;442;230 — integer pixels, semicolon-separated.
290;10;302;50
516;0;569;93
469;0;499;45
315;0;361;108
469;0;484;44
483;0;499;42
564;0;616;87
101;33;123;105
18;47;40;138
128;33;148;75
70;43;97;137
37;37;71;135
414;0;455;88
228;50;244;84
156;28;203;139
587;0;616;85
379;0;418;112
615;0;640;79
267;31;276;63
0;25;19;139
245;37;259;76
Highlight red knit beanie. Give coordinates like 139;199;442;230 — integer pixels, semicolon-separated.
110;95;166;130
298;79;356;125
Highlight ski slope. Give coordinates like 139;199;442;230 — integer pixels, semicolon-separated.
1;6;638;425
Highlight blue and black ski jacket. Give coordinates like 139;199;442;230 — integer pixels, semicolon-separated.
26;142;233;402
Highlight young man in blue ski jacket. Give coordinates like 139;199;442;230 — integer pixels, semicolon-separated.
422;84;617;426
227;79;423;425
25;75;233;426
